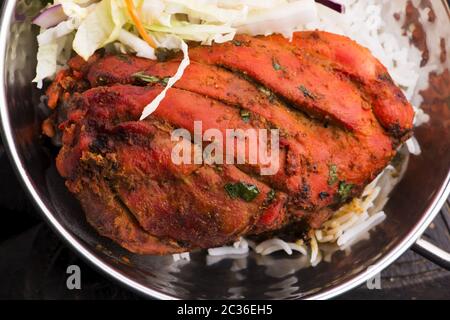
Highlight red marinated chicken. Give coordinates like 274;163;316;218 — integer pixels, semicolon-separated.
45;31;414;254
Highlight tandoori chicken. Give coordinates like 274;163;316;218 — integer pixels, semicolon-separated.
44;31;415;254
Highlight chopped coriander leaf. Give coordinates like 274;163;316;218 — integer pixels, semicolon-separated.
225;182;260;202
272;58;283;71
225;183;239;199
133;72;161;83
338;181;354;201
232;40;242;46
299;85;316;100
267;189;276;202
263;189;276;206
133;72;170;87
161;77;170;86
116;54;131;63
258;86;272;96
258;86;276;103
239;183;260;202
240;109;251;123
328;164;338;185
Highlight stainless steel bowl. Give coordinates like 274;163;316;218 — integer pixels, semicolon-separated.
1;0;449;299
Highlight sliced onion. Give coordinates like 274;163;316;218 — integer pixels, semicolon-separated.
315;0;345;13
33;4;68;29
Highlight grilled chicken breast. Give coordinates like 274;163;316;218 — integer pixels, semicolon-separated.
45;31;414;254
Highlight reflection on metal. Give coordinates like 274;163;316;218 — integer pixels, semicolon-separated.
413;237;450;270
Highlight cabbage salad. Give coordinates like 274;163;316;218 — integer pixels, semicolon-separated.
33;0;322;118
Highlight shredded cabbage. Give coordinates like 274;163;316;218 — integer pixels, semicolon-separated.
56;0;97;21
34;0;319;119
34;43;60;89
33;31;73;88
117;29;156;59
73;0;126;60
146;21;236;45
140;36;190;120
37;19;79;46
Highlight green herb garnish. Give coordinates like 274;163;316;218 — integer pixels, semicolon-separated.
258;86;275;103
133;72;170;87
133;72;161;84
338;181;354;201
267;189;276;202
258;86;271;96
239;183;260;202
116;54;131;63
224;183;240;199
232;40;243;46
161;77;170;86
328;164;338;186
272;58;283;71
240;109;251;123
225;182;260;202
299;85;316;100
263;189;276;206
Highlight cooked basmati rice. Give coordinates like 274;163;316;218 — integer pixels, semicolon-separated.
406;136;422;156
208;237;249;256
172;252;191;262
254;238;308;256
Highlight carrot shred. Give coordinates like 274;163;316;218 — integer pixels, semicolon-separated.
124;0;157;49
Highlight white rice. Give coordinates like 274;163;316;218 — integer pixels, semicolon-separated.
406;136;422;156
208;237;249;256
254;238;308;256
178;0;449;265
172;252;191;262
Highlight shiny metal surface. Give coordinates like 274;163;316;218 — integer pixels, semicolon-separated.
412;199;450;270
413;238;450;270
1;0;449;300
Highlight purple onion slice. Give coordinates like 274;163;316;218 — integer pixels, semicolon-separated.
32;4;68;29
315;0;346;13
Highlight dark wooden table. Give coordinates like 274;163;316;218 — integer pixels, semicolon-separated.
0;144;448;300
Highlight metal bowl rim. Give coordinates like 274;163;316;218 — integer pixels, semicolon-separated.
0;0;449;300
